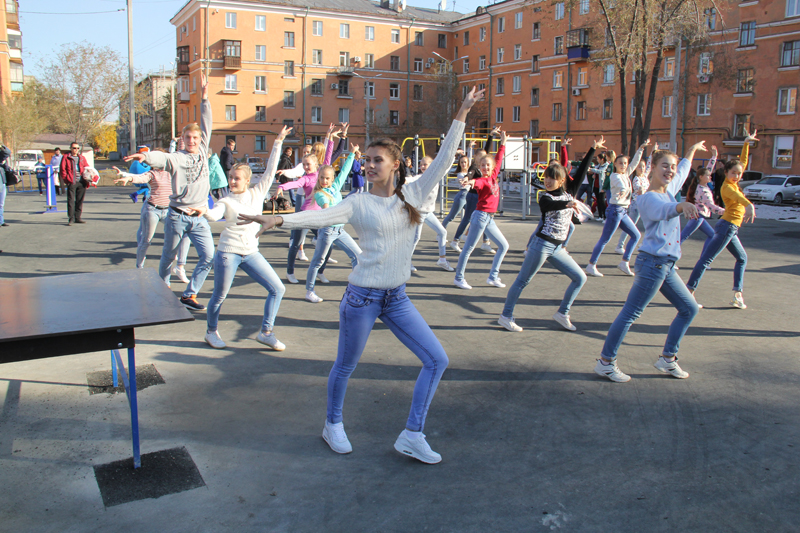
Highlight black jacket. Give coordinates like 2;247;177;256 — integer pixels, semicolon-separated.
220;146;235;173
277;153;294;184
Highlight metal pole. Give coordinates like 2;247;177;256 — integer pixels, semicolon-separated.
669;36;682;152
522;135;529;220
365;84;371;146
127;0;135;155
171;64;176;139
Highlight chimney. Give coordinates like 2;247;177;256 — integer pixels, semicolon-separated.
393;0;402;12
380;0;390;8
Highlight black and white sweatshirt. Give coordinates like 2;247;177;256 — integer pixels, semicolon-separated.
536;187;574;245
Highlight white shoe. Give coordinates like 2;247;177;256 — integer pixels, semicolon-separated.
486;277;506;288
317;273;330;284
730;293;747;309
453;278;472;290
654;356;689;379
322;421;352;454
617;261;634;276
480;242;496;254
585;264;603;277
287;273;299;284
552;312;576;331
256;331;285;351
593;359;631;383
410;264;417;273
614;244;625;255
449;240;462;253
394;430;441;464
327;257;338;264
173;266;190;283
306;290;324;303
204;330;226;349
436;258;454;272
498;315;522;332
296;250;309;261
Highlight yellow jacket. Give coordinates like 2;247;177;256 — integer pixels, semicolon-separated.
721;143;752;226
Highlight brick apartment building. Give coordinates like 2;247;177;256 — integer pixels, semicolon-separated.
0;1;24;103
170;0;799;173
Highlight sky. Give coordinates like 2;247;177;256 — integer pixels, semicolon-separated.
21;0;490;79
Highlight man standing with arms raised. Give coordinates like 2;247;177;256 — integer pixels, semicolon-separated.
124;74;213;311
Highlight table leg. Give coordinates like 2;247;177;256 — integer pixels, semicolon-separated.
111;351;118;388
111;348;141;469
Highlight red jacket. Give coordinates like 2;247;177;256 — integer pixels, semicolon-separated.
473;145;505;213
60;154;89;184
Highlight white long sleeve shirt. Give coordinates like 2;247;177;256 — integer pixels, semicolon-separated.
609;147;644;207
636;157;692;261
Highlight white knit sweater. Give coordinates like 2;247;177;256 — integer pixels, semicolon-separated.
280;119;465;289
205;140;282;256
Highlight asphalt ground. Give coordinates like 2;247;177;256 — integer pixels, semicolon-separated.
0;188;798;532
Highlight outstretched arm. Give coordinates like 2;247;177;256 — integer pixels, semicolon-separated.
252;126;290;198
332;147;357;194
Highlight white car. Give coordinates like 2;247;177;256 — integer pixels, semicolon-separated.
743;175;800;204
247;157;265;174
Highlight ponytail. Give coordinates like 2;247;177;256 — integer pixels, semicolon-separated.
369;138;422;225
686;174;699;205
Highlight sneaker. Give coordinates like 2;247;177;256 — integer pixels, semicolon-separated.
297;250;309;262
204;330;226;349
173;266;190;283
322;421;352;454
306;290;324;303
552;312;576;331
317;273;330;284
617;261;634;276
730;293;747;309
480;242;496;254
654;356;689;379
410;264;418;273
328;257;338;264
614;244;625;255
585;264;603;277
486;277;506;288
256;331;286;351
449;241;462;253
180;295;205;311
436;258;454;272
498;315;522;332
393;430;441;464
453;278;472;290
593;359;631;383
287;273;299;284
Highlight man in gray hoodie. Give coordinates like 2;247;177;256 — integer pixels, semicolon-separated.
124;74;213;310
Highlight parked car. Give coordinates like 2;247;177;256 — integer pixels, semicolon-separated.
247;156;265;174
738;170;764;189
743;175;800;204
15;149;44;172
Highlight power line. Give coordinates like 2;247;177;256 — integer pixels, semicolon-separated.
20;9;125;15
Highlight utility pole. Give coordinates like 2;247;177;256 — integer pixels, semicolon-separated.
126;0;135;155
170;61;176;139
669;35;682;153
353;72;382;145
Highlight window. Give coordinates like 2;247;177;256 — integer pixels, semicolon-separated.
391;29;400;43
255;45;266;61
463;58;470;73
531;55;540;73
438;34;447;48
414;58;423;72
782;41;800;66
340;23;350;38
225;105;237;120
552;103;562;121
740;22;756;47
704;8;716;30
498;17;506;33
514;44;522;60
464;31;470;45
255;75;267;92
788;0;800;16
513;76;521;93
631;98;637;118
413;84;423;100
255;135;266;151
225;40;241;57
497;47;504;63
312;49;323;65
496;77;505;95
603;64;615;83
478;83;486;96
462;85;469;100
603;99;613;119
697;94;711;116
390;83;400;99
365;54;374;68
774;136;794;168
390;56;400;71
480;27;486;42
662;96;673;117
283;91;295;108
530;87;540;106
225;12;237;29
664;58;675;78
366;109;375;124
339;108;350;123
699;52;713;74
530;119;539;138
312;21;323;36
225;74;238;91
479;56;486;70
340;51;350;67
255;106;266;121
778;87;797;114
390;110;399;125
338;79;349;96
576;101;587;120
254;15;266;31
365;26;375;41
577;66;588;86
284;32;295;48
284;60;295;76
734;114;751;138
310;79;322;95
495;107;504;123
532;22;540;40
555;2;565;20
553;70;563;89
365;81;375;98
554;36;564;55
283;119;294;130
415;31;424;46
284;17;294;23
512;106;521;122
737;69;754;93
605;27;615;46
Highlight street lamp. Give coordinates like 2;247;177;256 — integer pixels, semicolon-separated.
432;51;469;72
352;72;382;146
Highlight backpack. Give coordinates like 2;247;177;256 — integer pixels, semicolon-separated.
263;196;291;213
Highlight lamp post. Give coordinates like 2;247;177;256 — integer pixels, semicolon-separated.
353;72;382;146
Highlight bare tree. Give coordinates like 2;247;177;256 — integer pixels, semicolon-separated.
0;83;47;153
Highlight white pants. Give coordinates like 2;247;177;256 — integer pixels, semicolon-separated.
413;212;448;257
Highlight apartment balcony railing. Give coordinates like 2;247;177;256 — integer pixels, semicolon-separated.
566;28;590;62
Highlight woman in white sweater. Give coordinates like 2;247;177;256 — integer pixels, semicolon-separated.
238;88;484;464
202;126;290;351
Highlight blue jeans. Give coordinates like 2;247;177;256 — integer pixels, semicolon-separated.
207;251;285;332
601;252;699;361
617;201;641;248
590;204;640;263
454;210;509;282
159;210;215;297
37;178;48;194
442;189;468;228
502;236;586;318
686;219;747;292
680;217;714;243
0;183;6;224
527;220;575;250
306;226;361;291
136;203;192;269
329;284;448;431
453;192;486;242
576;183;592;204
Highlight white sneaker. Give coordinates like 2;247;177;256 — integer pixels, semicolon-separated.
204;330;226;349
256;331;286;351
410;264;417;273
480;242;496;254
394;430;441;464
486;277;506;288
730;293;747;309
553;312;576;331
173;266;190;283
306;290;324;303
614;244;625;255
498;315;522;332
317;273;330;284
296;250;309;261
654;356;689;379
594;359;631;382
436;258;455;272
453;278;472;290
449;240;462;253
322;421;352;454
287;273;299;284
585;263;603;277
327;257;338;264
617;261;634;276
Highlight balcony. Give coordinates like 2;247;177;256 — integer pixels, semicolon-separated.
223;40;241;70
177;63;190;75
178;92;190;102
566;28;590;62
177;46;190;74
336;66;355;76
224;56;241;70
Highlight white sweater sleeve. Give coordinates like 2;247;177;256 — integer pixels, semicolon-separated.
280;195;357;230
205;199;228;222
281;162;305;180
404;119;465;208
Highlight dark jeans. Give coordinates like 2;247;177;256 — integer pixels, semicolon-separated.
211;187;229;200
453;192;487;242
37;178;47;194
594;188;606;218
66;179;87;222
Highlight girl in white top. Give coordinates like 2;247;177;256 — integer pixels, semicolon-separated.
441;154;472;228
616;144;654;253
238;88;484;464
202;126;290;351
410;156;455;272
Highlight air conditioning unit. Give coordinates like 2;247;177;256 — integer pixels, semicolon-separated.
353;56;362;63
698;73;710;83
330;83;339;90
572;88;581;96
428;58;436;64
